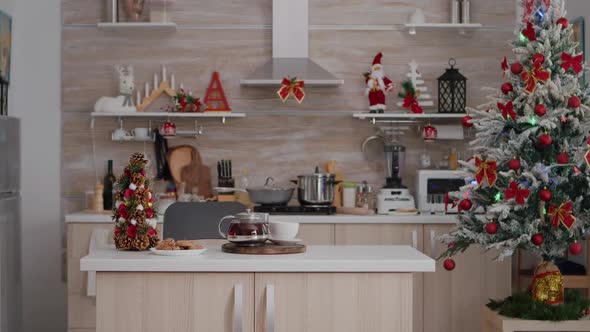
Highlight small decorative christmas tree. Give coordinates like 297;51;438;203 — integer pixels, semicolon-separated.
113;153;159;251
440;0;590;314
396;60;434;109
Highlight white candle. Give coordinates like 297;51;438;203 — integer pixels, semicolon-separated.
145;83;150;98
154;74;159;89
188;91;193;96
136;90;141;105
162;65;167;82
180;83;184;90
171;74;175;90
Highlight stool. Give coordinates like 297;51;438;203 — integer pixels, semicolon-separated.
481;307;590;332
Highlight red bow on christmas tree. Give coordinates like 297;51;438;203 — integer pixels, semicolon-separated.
561;52;584;74
277;77;305;103
475;157;498;187
402;92;423;114
498;101;517;120
548;201;576;230
522;21;537;41
504;181;530;205
521;60;550;93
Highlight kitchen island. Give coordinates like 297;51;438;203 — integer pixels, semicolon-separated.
81;245;434;332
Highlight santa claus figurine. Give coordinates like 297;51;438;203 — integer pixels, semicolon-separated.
365;52;394;113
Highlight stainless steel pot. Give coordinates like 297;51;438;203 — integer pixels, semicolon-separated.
247;177;294;206
293;168;340;206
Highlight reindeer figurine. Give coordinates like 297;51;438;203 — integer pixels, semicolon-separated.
94;65;136;113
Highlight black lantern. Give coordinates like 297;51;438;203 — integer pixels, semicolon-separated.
0;71;7;116
437;58;467;113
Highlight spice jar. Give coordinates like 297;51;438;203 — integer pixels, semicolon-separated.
366;186;376;212
355;181;368;208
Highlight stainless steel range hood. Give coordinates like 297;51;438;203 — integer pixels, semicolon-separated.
240;0;344;86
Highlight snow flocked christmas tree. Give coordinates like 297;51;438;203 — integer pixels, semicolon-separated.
441;0;590;310
113;153;160;251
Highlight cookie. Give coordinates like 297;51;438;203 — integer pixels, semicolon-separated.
175;240;194;249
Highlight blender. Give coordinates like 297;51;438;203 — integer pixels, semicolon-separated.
377;144;416;214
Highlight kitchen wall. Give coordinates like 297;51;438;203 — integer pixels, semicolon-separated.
61;0;517;213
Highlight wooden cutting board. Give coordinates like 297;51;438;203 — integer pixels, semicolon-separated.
167;145;196;184
221;243;306;255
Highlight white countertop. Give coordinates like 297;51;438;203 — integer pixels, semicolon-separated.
65;211;458;224
80;245;435;273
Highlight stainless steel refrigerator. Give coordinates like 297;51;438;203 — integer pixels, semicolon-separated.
0;116;21;332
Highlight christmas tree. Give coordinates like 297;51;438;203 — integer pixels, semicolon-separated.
396;60;434;109
113;153;160;251
440;0;590;306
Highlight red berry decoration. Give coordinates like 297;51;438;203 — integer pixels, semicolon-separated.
510;62;523;75
537;133;552;148
443;258;456;271
532;53;545;66
459;199;473;212
462;115;473;128
568;95;581;109
534;104;547;116
557;152;570;164
539;188;551;202
569;241;583;255
557;17;569;29
531;233;544;246
508;158;521;171
501;82;514;95
485;222;498;235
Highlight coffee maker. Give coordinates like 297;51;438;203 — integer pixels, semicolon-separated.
377;144;416;214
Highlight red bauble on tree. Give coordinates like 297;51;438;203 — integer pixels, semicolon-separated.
534;104;547;116
557;152;570;164
539;188;552;202
531;233;544;246
569;241;583;255
485;222;498;235
443;258;456;271
532;53;545;66
508;158;521;171
501;82;514;95
537;133;552;148
568;95;581;109
458;199;472;212
462;115;473;128
557;17;569;29
510;62;523;75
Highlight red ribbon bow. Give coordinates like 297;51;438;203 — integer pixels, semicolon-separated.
403;92;423;114
522;21;537;41
561;52;584;74
497;101;517;121
503;181;530;205
548;201;576;230
521;61;550;93
584;137;590;168
277;77;305;103
475;157;498;187
501;56;509;76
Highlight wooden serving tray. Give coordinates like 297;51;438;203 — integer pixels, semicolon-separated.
221;242;306;255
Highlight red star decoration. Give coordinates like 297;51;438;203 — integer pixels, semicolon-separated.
501;56;509;76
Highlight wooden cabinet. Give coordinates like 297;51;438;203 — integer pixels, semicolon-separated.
423;225;511;332
96;272;254;332
335;224;423;332
254;273;413;332
297;224;335;245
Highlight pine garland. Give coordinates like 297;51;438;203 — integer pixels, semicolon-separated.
487;290;590;321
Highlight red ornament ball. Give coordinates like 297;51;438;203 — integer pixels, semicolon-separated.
569;241;583;256
508;158;521;171
501;82;514;95
443;258;456;271
485;222;498;235
539;188;552;202
557;152;570;164
510;62;523;75
459;199;473;212
448;242;456;248
534;104;547;116
584;309;590;316
462;115;473;128
531;233;544;246
557;17;569;29
532;53;545;66
538;133;552;148
568;95;581;109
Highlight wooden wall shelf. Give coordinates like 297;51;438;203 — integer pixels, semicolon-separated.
97;22;177;32
404;23;482;35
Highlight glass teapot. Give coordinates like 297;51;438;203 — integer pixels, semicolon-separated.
218;210;269;246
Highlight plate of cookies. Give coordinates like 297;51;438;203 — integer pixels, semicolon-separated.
150;238;207;256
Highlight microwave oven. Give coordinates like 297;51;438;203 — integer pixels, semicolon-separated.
416;170;467;214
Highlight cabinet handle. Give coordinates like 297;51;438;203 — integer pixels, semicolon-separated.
411;230;418;249
265;284;275;332
430;230;437;258
233;283;243;332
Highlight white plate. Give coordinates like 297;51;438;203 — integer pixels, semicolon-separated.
387;211;419;216
269;238;303;245
149;248;207;256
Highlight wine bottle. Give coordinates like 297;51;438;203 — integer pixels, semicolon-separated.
103;160;116;210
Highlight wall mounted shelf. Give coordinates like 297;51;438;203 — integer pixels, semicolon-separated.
404;23;482;35
90;111;245;124
97;22;177;32
353;112;466;124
